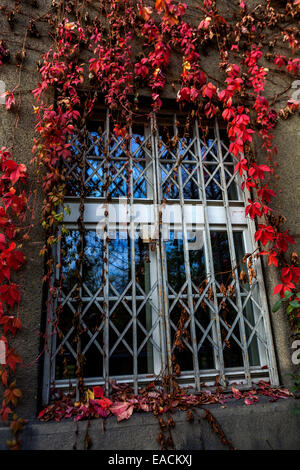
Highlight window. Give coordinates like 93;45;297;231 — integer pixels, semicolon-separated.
42;111;278;403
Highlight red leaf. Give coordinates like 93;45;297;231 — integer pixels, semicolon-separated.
232;386;242;399
0;234;5;251
273;282;295;298
138;6;153;21
93;386;104;399
110;402;134;422
260;250;279;267
0;283;21;309
0;400;12;422
244;397;254;405
255;225;274;246
276;231;295;253
245;200;262;219
6;250;26;271
257;184;276;203
6;349;22;372
0;315;21;336
0;368;8;387
234;158;248;176
0;91;15;111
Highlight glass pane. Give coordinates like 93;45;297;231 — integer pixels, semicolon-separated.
210;231;243;367
219;129;239;201
135;237;154;374
108;234;155;376
109;136;128;197
132;124;148;199
210;231;232;285
57;230;105;379
221;303;243;368
61;230;80;292
165;233;193;372
55;305;77;380
159;126;180;200
108;234;132;374
233;232;260;367
83;231;103;292
178;127;200;200
189;233;215;369
64;136;84;197
85;158;105;197
225;164;239;201
85;129;105;197
201;135;222;200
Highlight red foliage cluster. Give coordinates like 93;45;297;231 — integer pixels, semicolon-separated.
38;380;292;424
0;147;28;448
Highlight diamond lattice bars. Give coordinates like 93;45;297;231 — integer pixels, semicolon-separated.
42;112;278;404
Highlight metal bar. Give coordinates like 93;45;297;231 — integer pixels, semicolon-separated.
42;242;60;405
173;115;201;391
103;111;110;395
53;361;271;395
194;120;226;387
129;125;138;393
149;116;168;377
214;119;252;386
152;115;173;381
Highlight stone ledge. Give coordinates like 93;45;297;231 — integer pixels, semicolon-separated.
0;397;300;450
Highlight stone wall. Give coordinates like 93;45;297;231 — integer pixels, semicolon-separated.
1;398;300;450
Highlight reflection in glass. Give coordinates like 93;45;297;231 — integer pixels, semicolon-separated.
210;231;260;368
233;232;260;367
189;235;215;369
159;126;202;200
165;233;193;371
57;230;157;379
108;234;154;376
211;231;243;367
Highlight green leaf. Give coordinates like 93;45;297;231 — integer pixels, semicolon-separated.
287;305;294;314
272;300;282;313
64;204;71;216
284;290;294;299
289;301;300;308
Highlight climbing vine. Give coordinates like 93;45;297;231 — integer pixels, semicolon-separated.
0;147;28;449
0;0;299;450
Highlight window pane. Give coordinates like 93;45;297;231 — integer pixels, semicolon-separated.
85;129;105;197
56;230;104;379
165;233;194;372
108;234;156;376
233;232;260;367
189;233;215;370
210;231;243;368
159;126;180;200
132;125;149;199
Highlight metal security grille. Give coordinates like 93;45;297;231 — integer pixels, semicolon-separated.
42;111;278;403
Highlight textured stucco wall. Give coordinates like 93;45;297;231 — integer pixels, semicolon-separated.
263;116;300;387
0;0;299;446
0;0;52;419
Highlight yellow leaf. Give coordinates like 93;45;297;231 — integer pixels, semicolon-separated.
86;389;94;402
